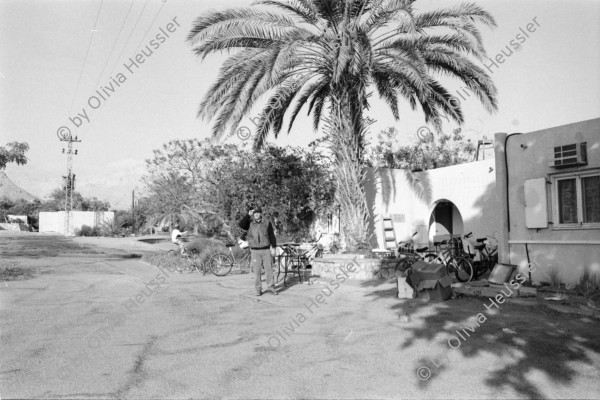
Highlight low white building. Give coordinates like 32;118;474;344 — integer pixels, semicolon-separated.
363;117;600;285
39;211;114;236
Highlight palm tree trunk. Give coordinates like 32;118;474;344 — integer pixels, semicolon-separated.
327;92;371;252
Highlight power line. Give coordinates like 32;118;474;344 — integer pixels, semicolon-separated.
82;0;168;136
68;0;105;117
106;0;151;79
132;0;168;54
91;0;136;92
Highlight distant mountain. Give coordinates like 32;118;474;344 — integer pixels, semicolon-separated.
0;171;37;202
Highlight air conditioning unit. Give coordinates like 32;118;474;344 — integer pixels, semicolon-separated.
549;142;587;168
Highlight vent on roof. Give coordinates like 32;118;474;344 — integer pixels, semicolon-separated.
549;142;587;168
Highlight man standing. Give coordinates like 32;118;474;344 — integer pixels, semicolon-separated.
238;207;278;296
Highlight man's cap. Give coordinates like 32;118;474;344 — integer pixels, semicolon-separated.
253;207;263;213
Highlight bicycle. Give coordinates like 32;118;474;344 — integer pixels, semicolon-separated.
466;236;498;279
423;235;474;283
166;244;204;274
207;241;255;277
396;232;430;271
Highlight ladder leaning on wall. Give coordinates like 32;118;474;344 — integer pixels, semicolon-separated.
382;216;397;251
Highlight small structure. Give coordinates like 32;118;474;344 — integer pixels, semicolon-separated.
39;211;114;236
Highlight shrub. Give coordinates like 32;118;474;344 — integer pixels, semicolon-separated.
578;264;600;295
546;265;561;287
76;225;99;237
98;219;126;237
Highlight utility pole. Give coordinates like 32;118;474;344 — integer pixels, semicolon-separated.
132;189;135;236
59;131;81;236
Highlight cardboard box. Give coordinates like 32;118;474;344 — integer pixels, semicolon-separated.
419;282;453;301
408;261;453;301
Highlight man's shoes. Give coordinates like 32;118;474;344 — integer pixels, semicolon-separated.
256;289;262;296
268;287;278;295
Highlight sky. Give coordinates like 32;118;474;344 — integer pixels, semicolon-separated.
1;0;599;209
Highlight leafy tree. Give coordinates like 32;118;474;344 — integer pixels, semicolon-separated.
39;189;110;212
141;140;335;240
141;139;230;232
187;0;498;250
0;142;29;169
210;144;335;240
80;197;111;212
367;127;476;170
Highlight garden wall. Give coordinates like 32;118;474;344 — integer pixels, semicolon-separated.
311;255;404;280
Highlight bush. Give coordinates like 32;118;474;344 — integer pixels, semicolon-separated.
578;265;600;295
76;225;100;237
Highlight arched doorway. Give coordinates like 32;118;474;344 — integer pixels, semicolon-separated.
428;200;464;242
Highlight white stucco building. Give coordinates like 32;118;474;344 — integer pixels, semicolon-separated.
364;117;600;285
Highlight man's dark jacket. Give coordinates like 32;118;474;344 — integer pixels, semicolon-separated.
238;214;277;250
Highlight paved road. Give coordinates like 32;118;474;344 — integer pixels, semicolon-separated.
1;234;599;399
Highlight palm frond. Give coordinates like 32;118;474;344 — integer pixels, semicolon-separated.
187;8;298;46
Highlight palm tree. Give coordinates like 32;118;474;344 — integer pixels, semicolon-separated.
187;0;498;251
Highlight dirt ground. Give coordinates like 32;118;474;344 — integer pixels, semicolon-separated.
1;232;599;399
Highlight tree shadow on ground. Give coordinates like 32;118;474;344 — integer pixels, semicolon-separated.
361;282;600;398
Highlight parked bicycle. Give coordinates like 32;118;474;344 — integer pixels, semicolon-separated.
166;245;204;274
396;232;430;270
423;235;474;282
207;240;255;277
465;235;498;279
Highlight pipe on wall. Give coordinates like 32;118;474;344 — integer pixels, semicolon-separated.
504;133;523;232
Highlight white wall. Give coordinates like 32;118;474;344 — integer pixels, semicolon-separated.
365;159;498;250
39;211;114;235
495;118;600;285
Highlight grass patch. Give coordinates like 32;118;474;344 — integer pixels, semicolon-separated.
0;263;34;281
578;264;600;294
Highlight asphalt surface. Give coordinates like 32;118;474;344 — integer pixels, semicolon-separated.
1;233;599;399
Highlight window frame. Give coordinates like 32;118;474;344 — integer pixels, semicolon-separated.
551;169;600;230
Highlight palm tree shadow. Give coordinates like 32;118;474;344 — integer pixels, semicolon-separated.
359;170;600;397
361;277;600;397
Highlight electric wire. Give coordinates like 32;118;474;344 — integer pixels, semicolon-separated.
132;0;168;54
80;0;150;137
68;0;105;117
106;0;151;79
91;0;136;92
83;0;169;136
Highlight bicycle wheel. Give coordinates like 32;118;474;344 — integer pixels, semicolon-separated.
208;253;233;276
451;257;473;283
187;252;203;274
